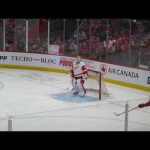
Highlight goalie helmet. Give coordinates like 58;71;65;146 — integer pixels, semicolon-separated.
75;55;81;64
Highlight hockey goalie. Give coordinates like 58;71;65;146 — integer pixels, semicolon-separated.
70;56;88;96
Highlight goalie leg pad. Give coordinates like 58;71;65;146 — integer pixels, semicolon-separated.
76;79;86;96
72;78;79;94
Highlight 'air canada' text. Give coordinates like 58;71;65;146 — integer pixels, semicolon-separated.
108;68;139;79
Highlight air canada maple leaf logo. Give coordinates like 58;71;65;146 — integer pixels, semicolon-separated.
100;64;107;74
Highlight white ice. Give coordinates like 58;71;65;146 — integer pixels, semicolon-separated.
0;68;150;131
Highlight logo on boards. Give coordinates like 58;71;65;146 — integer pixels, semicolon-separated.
0;56;7;61
100;64;107;74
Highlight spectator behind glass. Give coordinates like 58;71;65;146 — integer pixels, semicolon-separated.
104;36;116;53
78;30;87;42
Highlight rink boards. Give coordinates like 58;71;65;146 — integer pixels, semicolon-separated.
0;52;150;92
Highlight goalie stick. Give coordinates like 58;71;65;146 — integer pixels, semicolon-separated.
114;106;138;116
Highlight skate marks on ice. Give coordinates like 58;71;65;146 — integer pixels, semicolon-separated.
0;70;59;83
19;72;60;83
0;81;4;90
50;92;98;103
0;70;70;90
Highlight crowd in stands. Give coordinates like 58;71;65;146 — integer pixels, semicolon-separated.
62;19;132;60
0;20;3;51
3;19;145;55
1;19;150;67
28;19;48;54
28;37;47;54
75;19;130;56
5;19;26;52
3;19;150;52
50;37;64;55
4;19;48;54
5;19;16;51
15;20;26;52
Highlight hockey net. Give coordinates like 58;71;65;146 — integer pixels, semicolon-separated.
84;69;109;100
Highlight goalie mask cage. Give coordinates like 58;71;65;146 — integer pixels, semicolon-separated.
84;69;109;100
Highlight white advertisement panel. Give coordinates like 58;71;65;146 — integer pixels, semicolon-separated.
0;52;59;68
98;62;150;88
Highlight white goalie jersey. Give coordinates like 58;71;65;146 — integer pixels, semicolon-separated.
71;61;88;80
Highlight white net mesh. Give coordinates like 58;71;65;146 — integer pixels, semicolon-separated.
84;70;109;99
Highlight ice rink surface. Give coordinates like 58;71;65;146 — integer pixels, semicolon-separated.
0;68;150;131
